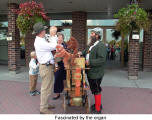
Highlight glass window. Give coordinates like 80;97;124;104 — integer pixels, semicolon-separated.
0;22;8;41
106;29;121;43
87;19;118;26
0;22;8;27
0;29;7;41
50;20;72;26
61;28;71;42
139;29;143;42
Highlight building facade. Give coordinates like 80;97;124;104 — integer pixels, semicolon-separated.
0;0;152;80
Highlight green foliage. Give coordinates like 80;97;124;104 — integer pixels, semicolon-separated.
17;15;33;34
114;4;150;36
16;1;49;34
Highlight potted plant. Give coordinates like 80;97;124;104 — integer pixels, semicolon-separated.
16;1;50;65
16;1;50;34
114;4;150;36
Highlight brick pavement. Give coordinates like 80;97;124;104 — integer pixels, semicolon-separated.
0;80;152;114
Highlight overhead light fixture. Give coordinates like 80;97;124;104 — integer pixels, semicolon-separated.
107;7;112;16
107;0;112;16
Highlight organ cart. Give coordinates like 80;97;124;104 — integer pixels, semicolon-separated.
63;57;90;113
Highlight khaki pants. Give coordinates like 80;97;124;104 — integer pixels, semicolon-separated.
39;64;54;110
29;75;38;92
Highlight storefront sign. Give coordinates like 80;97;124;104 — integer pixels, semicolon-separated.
132;34;139;39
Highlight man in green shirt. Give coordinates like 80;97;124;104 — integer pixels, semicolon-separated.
81;28;106;114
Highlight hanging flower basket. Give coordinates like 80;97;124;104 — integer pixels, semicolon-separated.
114;4;150;36
16;1;50;34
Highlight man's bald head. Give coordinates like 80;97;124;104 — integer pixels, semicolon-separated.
49;26;57;36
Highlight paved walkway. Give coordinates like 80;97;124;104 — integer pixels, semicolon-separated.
1;65;152;89
0;65;152;114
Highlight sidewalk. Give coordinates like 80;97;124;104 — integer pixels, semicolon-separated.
1;65;152;89
0;65;152;114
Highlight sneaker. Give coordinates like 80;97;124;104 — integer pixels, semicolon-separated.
34;90;40;95
29;91;36;96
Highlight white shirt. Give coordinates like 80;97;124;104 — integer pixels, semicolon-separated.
34;36;57;64
29;58;39;75
86;40;100;61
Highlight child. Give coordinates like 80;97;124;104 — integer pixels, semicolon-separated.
29;51;40;96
